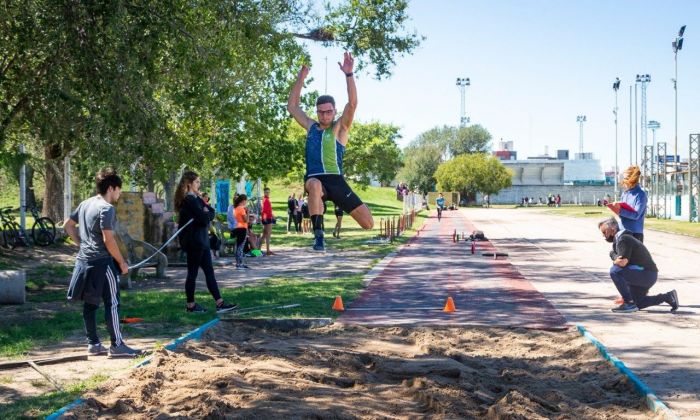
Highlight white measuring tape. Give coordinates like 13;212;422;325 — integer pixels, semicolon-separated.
127;218;193;270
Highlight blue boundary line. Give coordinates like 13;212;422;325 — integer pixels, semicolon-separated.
45;318;221;420
576;324;679;420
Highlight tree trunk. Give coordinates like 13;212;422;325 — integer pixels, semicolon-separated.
162;171;177;212
25;165;37;210
43;144;64;221
145;166;155;192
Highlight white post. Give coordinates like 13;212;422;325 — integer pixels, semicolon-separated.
63;155;71;221
19;145;26;231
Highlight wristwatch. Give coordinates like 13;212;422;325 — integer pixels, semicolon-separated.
345;72;353;78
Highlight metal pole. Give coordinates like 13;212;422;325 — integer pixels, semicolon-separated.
614;88;619;198
674;51;678;178
629;85;633;166
63;156;71;221
19;144;26;231
634;83;638;165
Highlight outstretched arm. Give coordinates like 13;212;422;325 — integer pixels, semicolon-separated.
287;65;314;130
338;52;357;139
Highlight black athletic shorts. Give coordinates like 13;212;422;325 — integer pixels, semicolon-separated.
305;174;364;214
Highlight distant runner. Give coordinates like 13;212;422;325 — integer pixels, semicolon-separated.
436;193;446;221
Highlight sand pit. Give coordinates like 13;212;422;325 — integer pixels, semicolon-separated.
69;322;653;419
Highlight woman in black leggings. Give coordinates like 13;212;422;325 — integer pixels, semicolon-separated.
175;171;237;314
231;194;250;269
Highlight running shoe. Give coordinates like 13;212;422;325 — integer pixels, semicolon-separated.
186;303;207;313
667;290;679;312
87;343;108;356
611;302;638;313
216;302;239;314
108;342;144;359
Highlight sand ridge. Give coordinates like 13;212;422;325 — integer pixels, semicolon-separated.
69;322;653;419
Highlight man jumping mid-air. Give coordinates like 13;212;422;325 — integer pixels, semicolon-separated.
287;52;374;251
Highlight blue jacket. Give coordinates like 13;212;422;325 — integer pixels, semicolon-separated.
619;184;647;234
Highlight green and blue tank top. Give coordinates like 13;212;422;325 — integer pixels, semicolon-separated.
305;122;345;177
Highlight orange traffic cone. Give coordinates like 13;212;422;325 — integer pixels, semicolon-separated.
332;295;345;311
443;296;456;313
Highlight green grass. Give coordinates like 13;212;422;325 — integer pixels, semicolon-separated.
0;374;108;419
535;205;700;237
0;275;366;358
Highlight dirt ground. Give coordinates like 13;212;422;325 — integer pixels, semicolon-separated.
69;322;654;419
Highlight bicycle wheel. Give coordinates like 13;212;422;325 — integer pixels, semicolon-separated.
32;217;56;246
2;222;20;249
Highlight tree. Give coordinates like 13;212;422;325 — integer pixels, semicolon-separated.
411;125;491;157
434;154;512;199
1;0;423;220
344;122;402;187
397;143;442;194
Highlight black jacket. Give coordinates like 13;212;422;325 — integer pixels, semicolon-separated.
178;193;215;252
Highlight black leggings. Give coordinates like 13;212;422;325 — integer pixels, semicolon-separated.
233;228;248;265
185;246;221;303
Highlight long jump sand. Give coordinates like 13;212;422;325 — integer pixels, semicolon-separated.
68;321;651;419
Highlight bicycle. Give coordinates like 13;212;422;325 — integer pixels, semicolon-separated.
26;205;56;246
0;207;26;249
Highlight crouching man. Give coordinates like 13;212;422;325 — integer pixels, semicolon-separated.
598;217;678;313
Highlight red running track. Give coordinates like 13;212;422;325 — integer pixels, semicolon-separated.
338;209;568;330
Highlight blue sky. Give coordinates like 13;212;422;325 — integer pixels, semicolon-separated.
302;0;700;172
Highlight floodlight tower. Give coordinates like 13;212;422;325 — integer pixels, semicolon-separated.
613;78;621;197
636;74;651;158
577;115;587;156
456;77;471;127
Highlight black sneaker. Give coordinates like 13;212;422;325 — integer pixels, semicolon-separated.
108;342;144;359
87;342;109;356
216;302;239;314
611;302;639;313
186;303;207;313
667;290;679;312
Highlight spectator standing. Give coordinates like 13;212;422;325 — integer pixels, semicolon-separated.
232;194;250;269
65;168;143;358
287;192;298;233
607;165;646;242
261;187;275;255
174;171;238;314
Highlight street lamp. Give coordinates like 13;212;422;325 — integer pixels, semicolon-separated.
613;78;621;197
672;25;685;170
636;74;651;169
456;77;471;127
577;115;587;158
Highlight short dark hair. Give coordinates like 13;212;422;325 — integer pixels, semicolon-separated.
316;95;335;108
95;168;122;195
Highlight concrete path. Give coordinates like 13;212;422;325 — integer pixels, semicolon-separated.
463;207;700;418
339;209;567;329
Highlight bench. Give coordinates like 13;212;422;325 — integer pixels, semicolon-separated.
211;220;237;257
115;222;168;289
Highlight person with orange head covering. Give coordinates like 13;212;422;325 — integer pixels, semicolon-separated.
606;165;646;242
